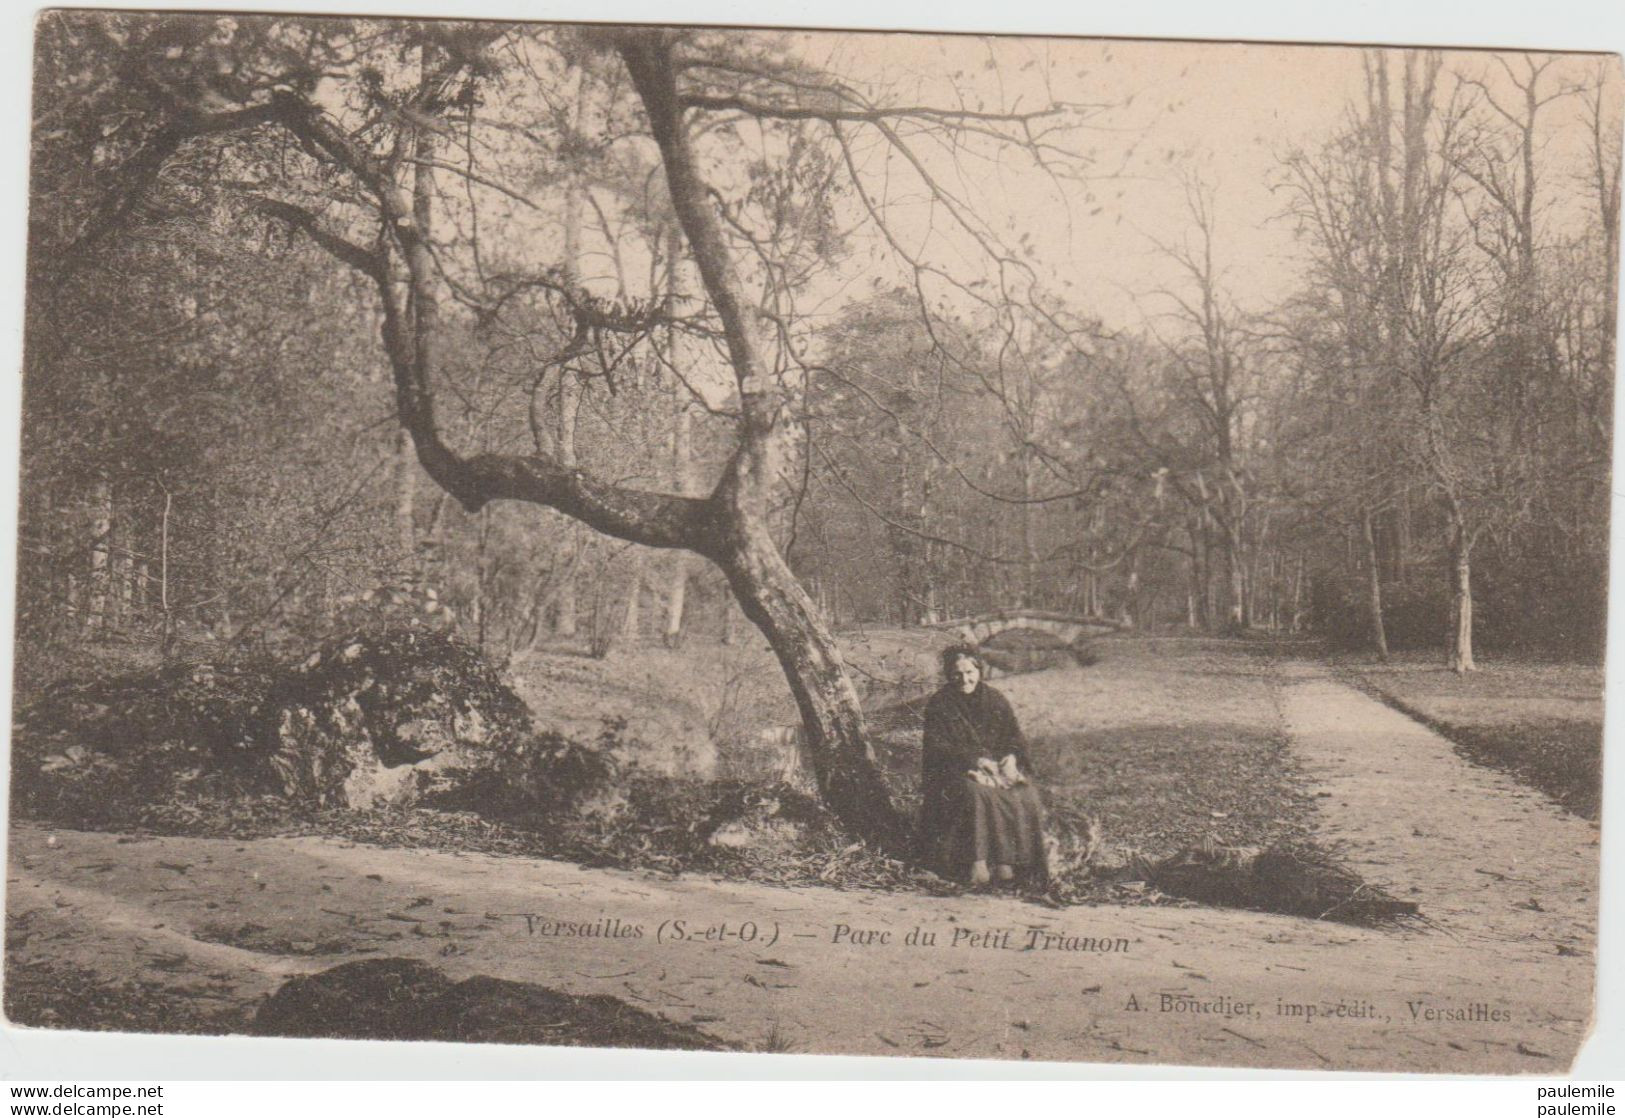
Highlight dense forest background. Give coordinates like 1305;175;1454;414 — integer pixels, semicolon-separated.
16;16;1619;705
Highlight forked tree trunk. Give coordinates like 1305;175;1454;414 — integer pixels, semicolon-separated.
259;32;911;854
617;34;912;846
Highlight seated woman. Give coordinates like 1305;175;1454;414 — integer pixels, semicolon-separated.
918;643;1046;887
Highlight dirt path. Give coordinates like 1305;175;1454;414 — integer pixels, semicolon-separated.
4;653;1600;1072
1274;659;1597;1051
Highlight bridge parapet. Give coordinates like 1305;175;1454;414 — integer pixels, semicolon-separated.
926;609;1125;646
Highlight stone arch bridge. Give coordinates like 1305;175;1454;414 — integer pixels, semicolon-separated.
926;608;1126;646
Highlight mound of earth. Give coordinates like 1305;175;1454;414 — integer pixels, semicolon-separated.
266;630;535;809
11;630;539;824
250;957;724;1050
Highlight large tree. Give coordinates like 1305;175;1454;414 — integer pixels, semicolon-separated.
36;15;1107;848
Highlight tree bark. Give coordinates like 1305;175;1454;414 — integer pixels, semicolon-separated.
248;31;910;853
552;85;587;639
619;32;907;847
158;487;173;654
1361;506;1390;660
1020;446;1037;608
662;549;690;647
1189;511;1212;631
552;378;581;640
110;499;131;629
663;227;695;648
87;478;111;631
1395;493;1411;585
1448;526;1476;672
395;428;417;562
718;517;908;848
1123;551;1140;628
473;507;490;651
621;550;646;645
1222;525;1245;632
1290;553;1305;632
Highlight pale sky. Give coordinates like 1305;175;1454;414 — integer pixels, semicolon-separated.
784;35;1617;334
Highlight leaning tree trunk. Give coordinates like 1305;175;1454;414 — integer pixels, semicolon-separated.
251;32;914;855
1361;507;1390;661
620;32;907;849
718;514;910;850
1447;527;1476;673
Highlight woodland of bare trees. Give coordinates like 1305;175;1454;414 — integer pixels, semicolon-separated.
17;15;1621;845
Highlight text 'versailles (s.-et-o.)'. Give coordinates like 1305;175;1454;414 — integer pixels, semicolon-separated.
498;912;1132;954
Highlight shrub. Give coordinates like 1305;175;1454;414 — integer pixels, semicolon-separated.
430;719;625;824
264;630;534;807
11;629;540;824
11;659;282;825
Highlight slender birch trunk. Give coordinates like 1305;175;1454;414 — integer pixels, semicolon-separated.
1361;506;1390;660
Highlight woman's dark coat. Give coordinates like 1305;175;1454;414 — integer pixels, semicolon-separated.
917;682;1036;862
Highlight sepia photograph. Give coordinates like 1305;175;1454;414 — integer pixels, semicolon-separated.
2;4;1620;1077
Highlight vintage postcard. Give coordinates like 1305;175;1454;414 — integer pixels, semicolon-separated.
4;7;1618;1075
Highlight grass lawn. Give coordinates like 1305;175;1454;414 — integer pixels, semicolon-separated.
7;633;1358;915
1334;651;1604;820
1005;637;1314;861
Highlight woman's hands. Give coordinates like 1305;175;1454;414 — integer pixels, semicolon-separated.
967;755;1026;789
998;753;1026;786
968;757;1000;787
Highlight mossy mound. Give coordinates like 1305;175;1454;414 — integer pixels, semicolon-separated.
11;630;538;824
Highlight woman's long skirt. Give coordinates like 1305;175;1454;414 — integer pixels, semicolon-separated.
936;779;1046;878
